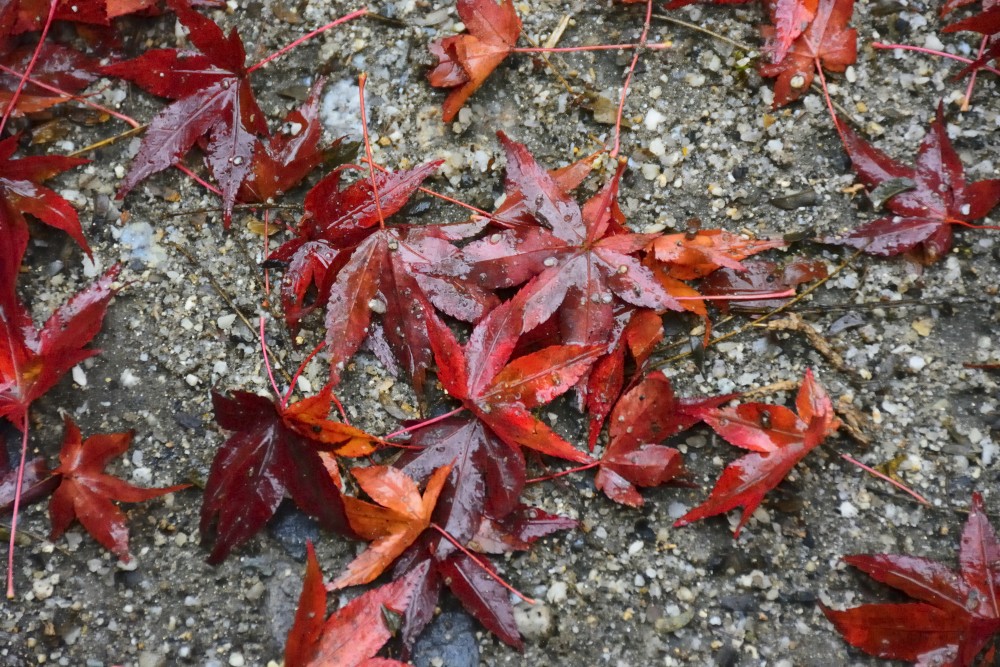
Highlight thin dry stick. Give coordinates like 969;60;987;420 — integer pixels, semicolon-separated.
67;126;147;157
654;247;865;368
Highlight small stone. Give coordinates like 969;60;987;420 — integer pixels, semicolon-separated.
138;652;166;667
412;611;479;667
228;653;245;667
546;581;568;603
513;603;553;640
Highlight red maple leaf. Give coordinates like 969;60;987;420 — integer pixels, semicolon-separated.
595;371;734;507
330;464;452;589
0;43;99;117
758;0;857;108
269;161;495;392
674;369;841;536
285;542;428;667
200;389;377;563
236;79;344;205
698;258;828;313
427;0;521;123
400;414;526;552
426;295;601;464
10;0;195;31
0;265;120;428
824;104;1000;263
434;133;680;348
101;0;267;221
583;308;663;449
0;134;91;285
47;415;188;560
647;229;787;280
822;492;1000;665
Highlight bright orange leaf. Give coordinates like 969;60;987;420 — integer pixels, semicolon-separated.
647;229;786;280
427;0;521;122
330;465;452;589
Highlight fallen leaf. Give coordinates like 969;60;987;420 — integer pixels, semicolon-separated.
427;0;521;122
200;389;372;563
285;541;429;667
824;104;1000;263
330;464;451;589
101;0;268;222
758;0;857;108
674;369;841;535
0;265;120;429
822;492;1000;665
49;415;188;560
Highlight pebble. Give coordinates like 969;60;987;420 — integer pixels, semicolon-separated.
546;581;568;603
228;653;245;667
513;603;553;640
412;611;479;667
137;652;166;667
267;504;320;562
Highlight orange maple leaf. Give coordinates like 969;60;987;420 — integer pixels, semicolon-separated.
330;465;452;589
427;0;522;122
647;229;787;280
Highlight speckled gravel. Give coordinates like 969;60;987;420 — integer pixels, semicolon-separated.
2;0;998;665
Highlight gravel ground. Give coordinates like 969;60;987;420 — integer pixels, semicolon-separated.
2;0;1000;665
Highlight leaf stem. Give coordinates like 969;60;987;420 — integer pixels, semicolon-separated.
357;74;387;230
840;453;929;506
512;42;671;54
430;523;536;604
0;0;58;136
527;460;601;484
6;413;30;599
247;8;369;73
961;36;989;110
676;289;796;302
259;315;283;400
948;219;1000;231
0;63;136;126
872;42;1000;77
610;0;655;157
813;56;848;149
383;407;465;440
282;340;328;409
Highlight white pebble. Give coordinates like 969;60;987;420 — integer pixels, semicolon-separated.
72;365;87;387
120;369;141;388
